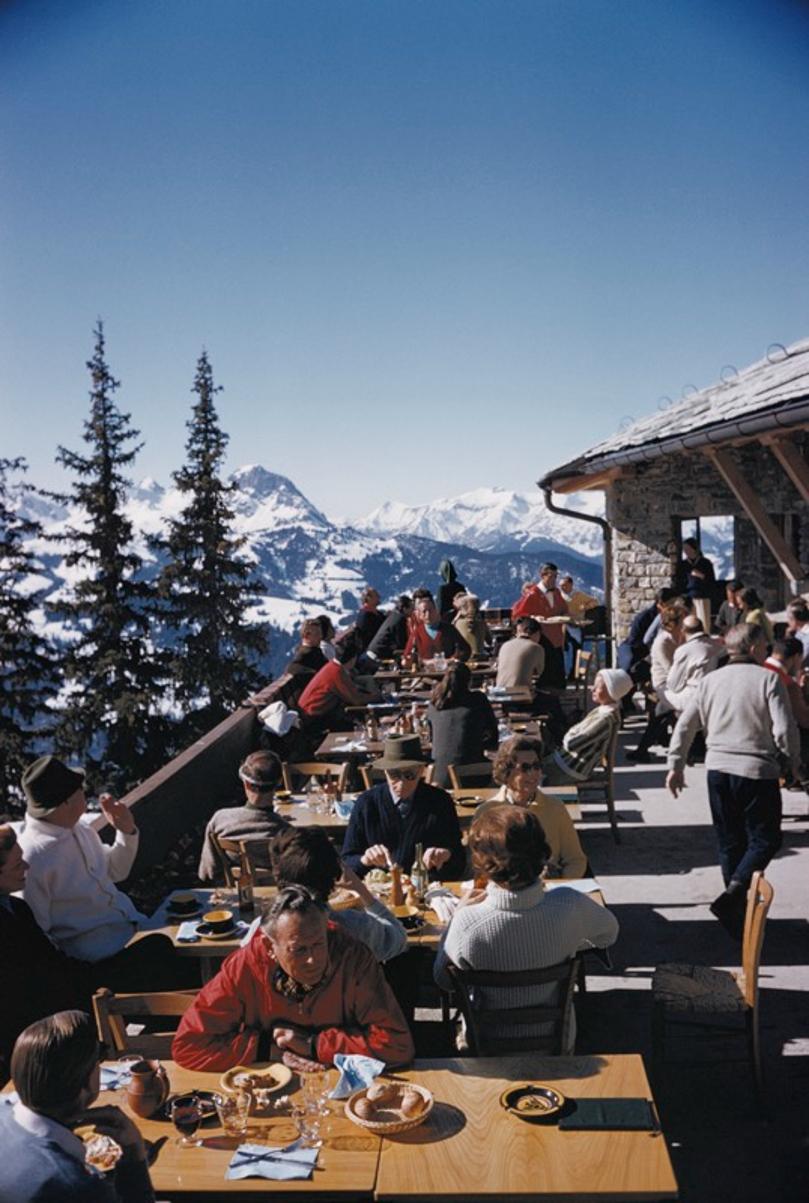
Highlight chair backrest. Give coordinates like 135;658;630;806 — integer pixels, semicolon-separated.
574;648;595;706
212;833;274;885
93;987;198;1059
741;871;774;1010
447;762;495;791
281;762;350;793
446;958;579;1055
359;763;435;790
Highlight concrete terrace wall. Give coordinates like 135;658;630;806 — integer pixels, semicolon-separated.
90;705;261;884
605;440;809;641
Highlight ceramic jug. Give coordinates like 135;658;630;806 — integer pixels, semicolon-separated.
126;1058;170;1119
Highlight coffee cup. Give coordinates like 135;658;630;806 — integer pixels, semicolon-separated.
168;892;198;915
202;909;235;933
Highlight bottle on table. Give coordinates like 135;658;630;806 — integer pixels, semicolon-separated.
410;842;428;902
237;848;255;917
390;864;404;906
410;644;420;671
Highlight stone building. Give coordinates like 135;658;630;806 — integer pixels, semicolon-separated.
539;337;809;642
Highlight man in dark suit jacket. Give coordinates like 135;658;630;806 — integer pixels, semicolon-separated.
342;737;465;880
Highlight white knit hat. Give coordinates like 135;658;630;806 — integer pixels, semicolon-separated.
597;668;633;701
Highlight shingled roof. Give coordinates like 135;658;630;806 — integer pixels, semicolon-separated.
540;336;809;490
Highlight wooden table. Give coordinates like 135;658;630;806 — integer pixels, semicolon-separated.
275;794;354;830
100;1061;381;1199
450;787;582;824
373;1054;678;1201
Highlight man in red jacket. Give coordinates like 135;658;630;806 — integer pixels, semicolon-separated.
172;885;414;1073
511;562;569;689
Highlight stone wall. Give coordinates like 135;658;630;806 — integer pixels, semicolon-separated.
604;439;809;642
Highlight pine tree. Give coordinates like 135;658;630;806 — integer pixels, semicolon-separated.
156;350;267;739
0;458;57;815
48;321;169;785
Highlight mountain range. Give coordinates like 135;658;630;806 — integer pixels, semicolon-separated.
16;465;607;676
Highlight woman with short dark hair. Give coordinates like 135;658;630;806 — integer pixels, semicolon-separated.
433;807;618;1051
0;1010;155;1202
426;663;498;788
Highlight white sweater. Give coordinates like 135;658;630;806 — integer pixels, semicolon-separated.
16;815;145;961
434;880;618;1050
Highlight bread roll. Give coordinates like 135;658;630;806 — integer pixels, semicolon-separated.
354;1096;376;1120
366;1081;397;1104
400;1088;424;1118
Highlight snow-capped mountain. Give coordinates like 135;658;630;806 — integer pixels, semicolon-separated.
359;486;605;558
15;466;605;676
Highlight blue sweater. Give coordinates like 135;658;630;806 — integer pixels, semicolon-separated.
341;782;465;879
0;1107;152;1203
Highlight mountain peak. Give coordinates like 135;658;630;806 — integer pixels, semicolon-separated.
228;464;330;532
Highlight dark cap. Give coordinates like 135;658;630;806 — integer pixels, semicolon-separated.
22;755;85;818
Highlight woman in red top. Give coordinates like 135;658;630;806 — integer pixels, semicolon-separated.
297;630;379;727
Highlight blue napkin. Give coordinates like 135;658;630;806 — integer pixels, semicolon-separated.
176;920;201;942
329;1054;385;1099
333;800;355;820
225;1140;318;1181
100;1065;132;1090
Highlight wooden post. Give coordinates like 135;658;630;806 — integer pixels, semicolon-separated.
765;435;809;506
704;447;806;591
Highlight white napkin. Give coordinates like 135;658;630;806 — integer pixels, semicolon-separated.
424;883;460;925
240;916;261;947
332;739;368;751
100;1065;132;1090
329;1053;385;1099
225;1140;318;1181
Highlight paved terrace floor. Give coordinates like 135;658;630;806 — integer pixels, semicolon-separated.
417;715;809;1201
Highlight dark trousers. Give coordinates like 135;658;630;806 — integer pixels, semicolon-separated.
90;933;201;994
706;770;782;887
538;643;566;691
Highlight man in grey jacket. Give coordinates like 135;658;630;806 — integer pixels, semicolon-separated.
664;615;724;713
666;623;798;938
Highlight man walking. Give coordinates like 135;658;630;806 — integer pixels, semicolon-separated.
666;623;798;938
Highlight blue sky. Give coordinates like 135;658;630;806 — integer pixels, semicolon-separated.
2;0;809;520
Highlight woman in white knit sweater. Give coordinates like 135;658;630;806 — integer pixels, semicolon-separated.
434;807;618;1051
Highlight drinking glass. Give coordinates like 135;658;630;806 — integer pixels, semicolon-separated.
170;1095;203;1147
298;1066;331;1108
291;1101;326;1147
213;1090;250;1138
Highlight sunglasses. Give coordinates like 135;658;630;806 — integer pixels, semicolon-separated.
387;769;420;782
515;760;541;771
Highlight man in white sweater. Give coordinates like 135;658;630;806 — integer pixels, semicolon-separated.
16;755;196;989
667;623;798;938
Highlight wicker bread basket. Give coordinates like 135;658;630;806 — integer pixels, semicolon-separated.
345;1083;434;1134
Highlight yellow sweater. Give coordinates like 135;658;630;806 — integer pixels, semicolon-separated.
474;787;587;879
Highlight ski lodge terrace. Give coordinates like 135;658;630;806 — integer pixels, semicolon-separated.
87;336;809;1200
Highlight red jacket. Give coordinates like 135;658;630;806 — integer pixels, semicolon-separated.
172;924;414;1071
511;586;569;648
297;661;368;717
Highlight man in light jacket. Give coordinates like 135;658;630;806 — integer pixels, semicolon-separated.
666;623;798;938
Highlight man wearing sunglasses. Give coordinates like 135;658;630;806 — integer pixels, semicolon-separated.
342;736;465;880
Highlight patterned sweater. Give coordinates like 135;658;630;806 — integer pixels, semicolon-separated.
547;704;620;782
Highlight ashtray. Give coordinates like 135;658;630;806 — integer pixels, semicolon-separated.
500;1083;565;1121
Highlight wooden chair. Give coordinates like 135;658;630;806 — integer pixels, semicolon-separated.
210;832;274;887
93;987;198;1059
445;958;579;1056
651;872;774;1101
576;723;621;843
358;762;434;790
447;762;494;791
281;761;350;794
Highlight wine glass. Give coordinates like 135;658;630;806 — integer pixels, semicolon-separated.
170;1094;203;1147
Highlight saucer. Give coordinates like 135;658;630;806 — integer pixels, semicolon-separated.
167;902;203;919
197;921;239;940
457;796;485;808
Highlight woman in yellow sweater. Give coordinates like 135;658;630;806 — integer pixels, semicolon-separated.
474;736;587;879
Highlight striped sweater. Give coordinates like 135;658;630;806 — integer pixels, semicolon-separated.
545;704;620;782
434;881;618;1051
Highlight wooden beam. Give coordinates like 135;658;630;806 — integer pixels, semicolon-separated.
548;467;623;494
704;447;804;585
765;436;809;505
